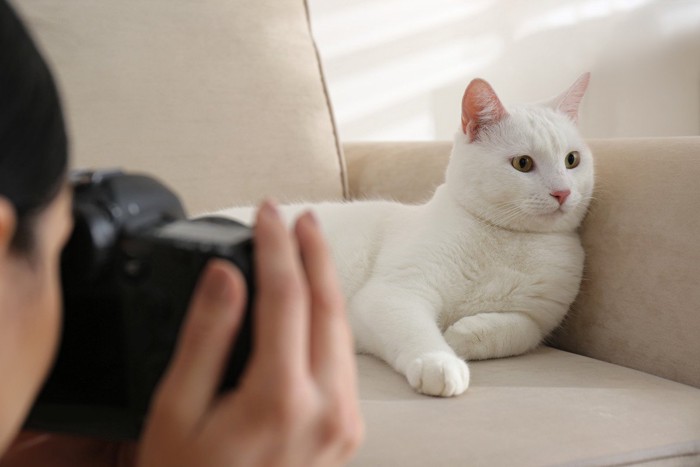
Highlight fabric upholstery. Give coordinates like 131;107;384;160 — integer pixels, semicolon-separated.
14;0;346;215
550;137;700;389
344;141;452;204
345;138;700;389
353;347;700;466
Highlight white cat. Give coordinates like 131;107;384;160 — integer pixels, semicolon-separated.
216;73;594;397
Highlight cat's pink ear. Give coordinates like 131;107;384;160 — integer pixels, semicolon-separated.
550;72;590;124
461;79;508;142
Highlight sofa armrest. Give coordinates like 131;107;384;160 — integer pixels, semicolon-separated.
343;142;452;203
551;137;700;388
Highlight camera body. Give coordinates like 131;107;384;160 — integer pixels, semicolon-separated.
25;170;254;440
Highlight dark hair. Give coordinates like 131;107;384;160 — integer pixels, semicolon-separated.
0;0;69;253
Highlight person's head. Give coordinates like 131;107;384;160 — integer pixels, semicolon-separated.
0;0;73;452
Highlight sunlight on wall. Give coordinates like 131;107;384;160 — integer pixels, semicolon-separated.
514;0;653;39
331;35;503;123
307;0;700;141
312;0;493;59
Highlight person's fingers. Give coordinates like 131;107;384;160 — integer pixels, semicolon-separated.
151;259;247;432
295;212;364;461
294;212;353;385
250;201;310;379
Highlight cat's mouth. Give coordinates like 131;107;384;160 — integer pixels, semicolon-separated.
541;205;568;217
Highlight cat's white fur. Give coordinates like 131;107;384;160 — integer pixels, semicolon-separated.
215;74;594;397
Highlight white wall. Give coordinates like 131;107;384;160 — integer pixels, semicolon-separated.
307;0;700;141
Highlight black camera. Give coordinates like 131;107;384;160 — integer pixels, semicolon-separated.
25;170;254;440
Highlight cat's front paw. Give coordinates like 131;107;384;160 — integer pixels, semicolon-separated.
406;352;470;397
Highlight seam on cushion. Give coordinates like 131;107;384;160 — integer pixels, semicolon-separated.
302;0;349;200
558;439;700;467
617;452;700;466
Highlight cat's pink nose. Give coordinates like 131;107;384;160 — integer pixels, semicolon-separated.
550;190;571;206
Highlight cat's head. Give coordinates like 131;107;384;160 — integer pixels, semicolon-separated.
445;73;594;233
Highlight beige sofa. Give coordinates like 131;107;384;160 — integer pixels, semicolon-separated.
16;0;700;465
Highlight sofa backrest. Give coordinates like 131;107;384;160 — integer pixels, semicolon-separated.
14;0;346;215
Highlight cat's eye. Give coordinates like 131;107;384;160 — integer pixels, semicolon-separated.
565;151;580;169
511;156;534;173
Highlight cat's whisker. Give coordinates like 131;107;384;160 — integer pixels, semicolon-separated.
470;201;527;230
489;204;527;228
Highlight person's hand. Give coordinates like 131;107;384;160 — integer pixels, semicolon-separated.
138;201;364;466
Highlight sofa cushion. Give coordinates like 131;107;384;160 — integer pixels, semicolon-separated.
14;0;346;214
353;347;700;466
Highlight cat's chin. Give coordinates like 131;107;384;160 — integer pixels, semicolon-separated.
535;209;582;233
497;208;581;233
